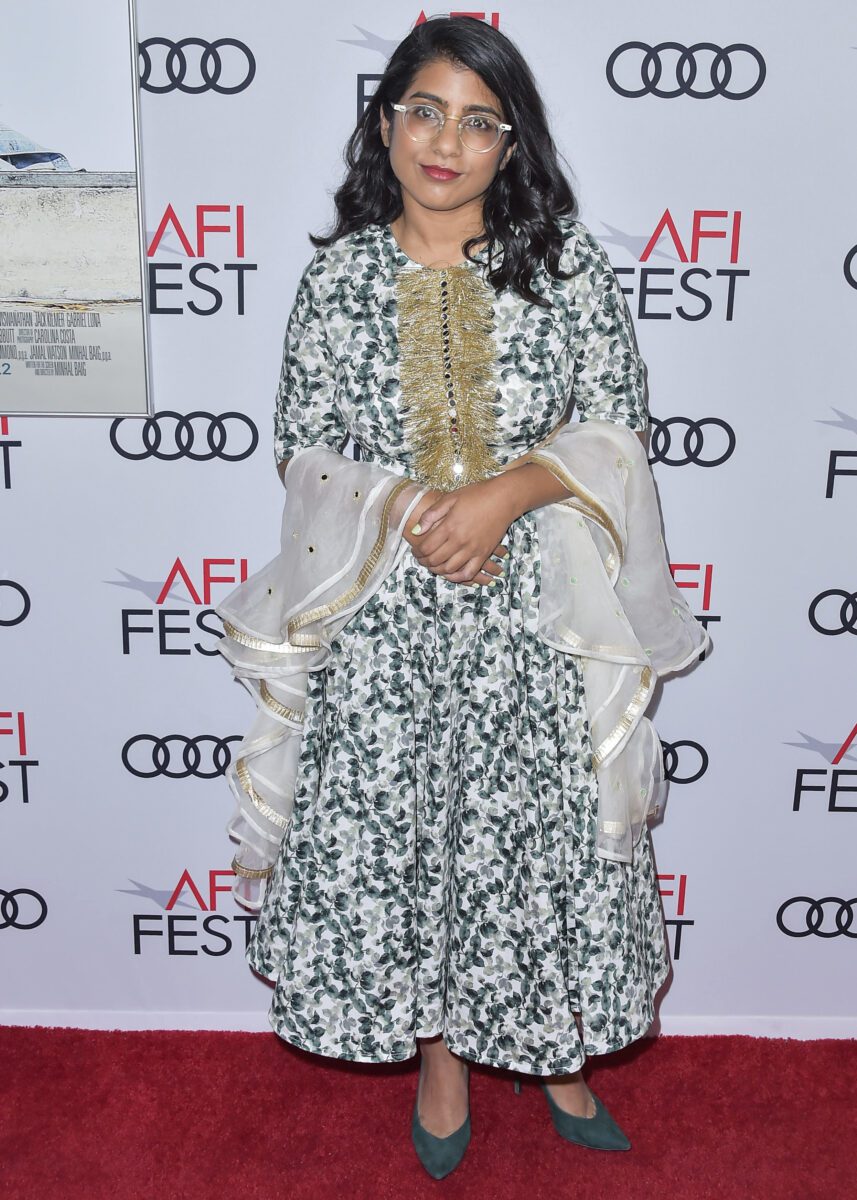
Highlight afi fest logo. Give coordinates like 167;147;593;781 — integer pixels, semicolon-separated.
669;562;718;639
112;556;248;656
350;10;501;117
0;416;21;489
146;204;256;316
608;210;748;322
0;711;38;807
121;868;257;956
818;406;857;499
788;723;857;814
658;873;693;958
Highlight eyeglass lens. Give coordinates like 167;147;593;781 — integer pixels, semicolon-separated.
403;105;503;152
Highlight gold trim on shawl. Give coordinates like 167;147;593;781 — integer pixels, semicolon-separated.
225;471;417;893
526;451;625;569
592;666;653;768
554;623;644;657
287;476;413;645
260;680;303;724
231;854;273;880
397;265;500;490
236;758;289;830
222;477;413;654
221;620;315;654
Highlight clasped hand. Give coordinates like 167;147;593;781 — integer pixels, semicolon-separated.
401;478;519;586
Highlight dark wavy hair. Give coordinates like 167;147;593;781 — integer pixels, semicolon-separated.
311;16;579;307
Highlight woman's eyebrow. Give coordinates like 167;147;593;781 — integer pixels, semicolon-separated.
406;90;503;119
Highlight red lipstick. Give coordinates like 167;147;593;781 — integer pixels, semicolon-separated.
421;164;461;181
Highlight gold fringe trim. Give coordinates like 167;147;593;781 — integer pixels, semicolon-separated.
231;854;273;880
235;758;289;830
227;473;417;864
260;680;303;724
397;265;500;490
221;477;413;653
526;451;625;569
221;619;314;655
287;476;413;646
592;666;653;768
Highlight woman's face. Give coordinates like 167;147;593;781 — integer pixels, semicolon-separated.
380;57;515;219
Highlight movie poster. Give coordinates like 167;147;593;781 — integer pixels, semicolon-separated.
0;0;149;416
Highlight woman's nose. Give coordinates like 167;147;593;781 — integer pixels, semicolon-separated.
433;117;462;157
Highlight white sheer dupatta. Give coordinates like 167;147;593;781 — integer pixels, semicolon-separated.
216;423;708;910
526;420;710;864
215;445;427;910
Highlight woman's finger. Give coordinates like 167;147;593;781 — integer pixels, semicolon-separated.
435;541;509;585
426;551;468;578
442;567;501;587
445;554;488;583
479;543;510;574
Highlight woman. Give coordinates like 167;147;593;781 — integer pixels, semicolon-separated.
215;15;707;1180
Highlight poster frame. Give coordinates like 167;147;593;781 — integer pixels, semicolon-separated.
1;0;153;420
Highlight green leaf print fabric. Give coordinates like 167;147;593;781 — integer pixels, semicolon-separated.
244;217;672;1074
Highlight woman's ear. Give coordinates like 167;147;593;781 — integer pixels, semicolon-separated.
380;109;391;149
499;141;516;171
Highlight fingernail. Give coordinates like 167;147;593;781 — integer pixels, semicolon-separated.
410;523;422;535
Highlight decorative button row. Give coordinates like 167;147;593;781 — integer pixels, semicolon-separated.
440;271;464;478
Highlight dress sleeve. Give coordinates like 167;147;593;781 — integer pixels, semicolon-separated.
569;227;649;431
273;260;349;465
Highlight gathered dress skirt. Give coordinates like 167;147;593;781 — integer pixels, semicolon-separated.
245;507;670;1075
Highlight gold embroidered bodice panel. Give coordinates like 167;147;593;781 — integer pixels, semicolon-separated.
396;264;501;491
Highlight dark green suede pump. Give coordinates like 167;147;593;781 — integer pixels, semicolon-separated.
411;1062;471;1179
512;1076;632;1151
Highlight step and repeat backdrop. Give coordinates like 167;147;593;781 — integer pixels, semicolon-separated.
2;1;855;1036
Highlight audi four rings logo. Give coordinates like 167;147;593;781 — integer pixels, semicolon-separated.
776;896;857;938
808;591;857;636
110;412;258;461
660;740;709;785
606;42;766;99
138;38;256;94
1;889;47;930
0;580;30;627
122;735;242;779
648;418;736;467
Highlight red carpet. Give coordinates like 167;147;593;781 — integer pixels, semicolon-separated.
0;1028;852;1199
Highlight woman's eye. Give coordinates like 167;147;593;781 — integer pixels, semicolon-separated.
464;116;492;131
414;105;439;120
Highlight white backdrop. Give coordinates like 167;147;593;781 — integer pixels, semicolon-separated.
2;0;855;1037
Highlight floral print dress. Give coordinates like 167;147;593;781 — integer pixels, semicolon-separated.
245;216;670;1075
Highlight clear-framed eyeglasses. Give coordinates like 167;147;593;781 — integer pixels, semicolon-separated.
390;102;512;154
